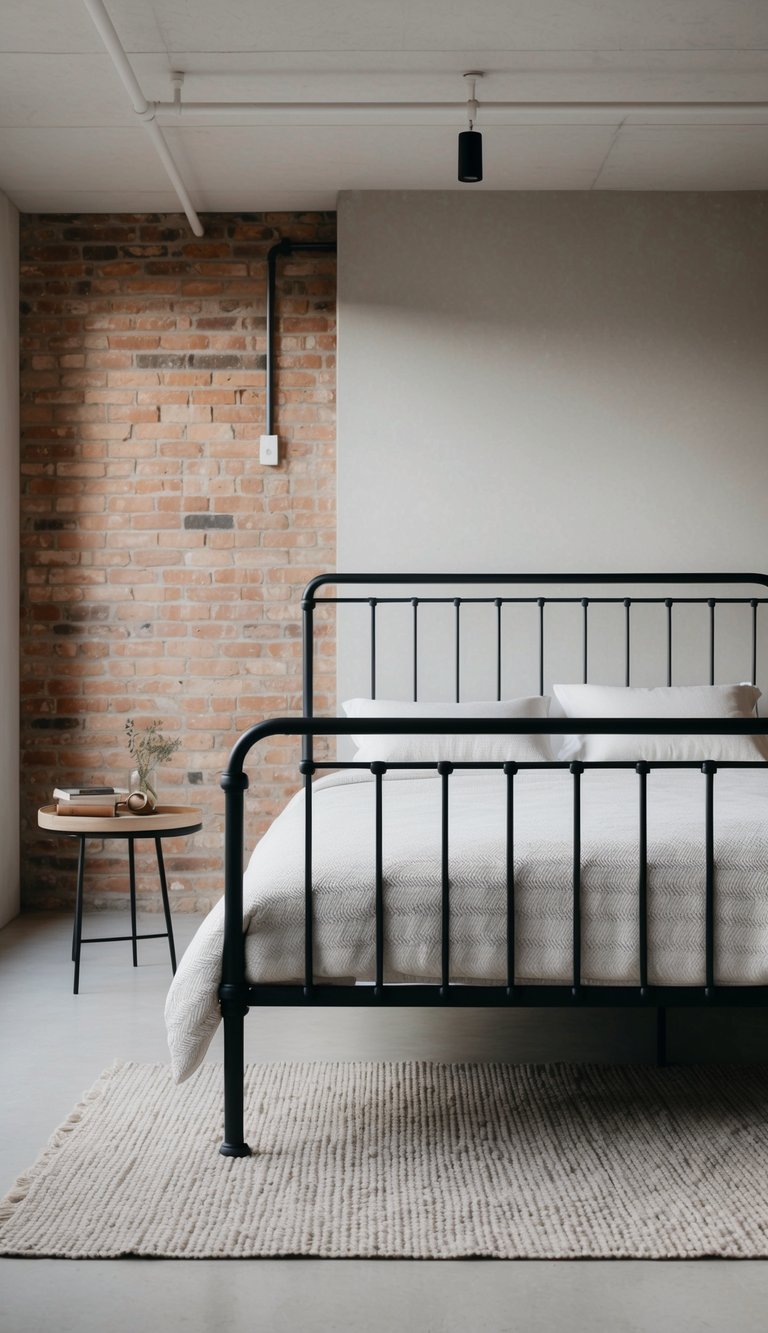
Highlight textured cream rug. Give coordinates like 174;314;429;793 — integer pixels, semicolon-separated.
3;1060;768;1259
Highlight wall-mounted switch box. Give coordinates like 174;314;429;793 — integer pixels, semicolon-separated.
259;434;279;465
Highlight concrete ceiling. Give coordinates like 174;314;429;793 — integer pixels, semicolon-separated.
1;0;767;214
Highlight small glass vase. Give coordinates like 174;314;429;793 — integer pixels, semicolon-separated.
130;767;158;807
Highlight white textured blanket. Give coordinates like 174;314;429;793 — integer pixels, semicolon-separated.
165;768;768;1081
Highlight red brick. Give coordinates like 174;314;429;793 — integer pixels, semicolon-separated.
20;209;336;911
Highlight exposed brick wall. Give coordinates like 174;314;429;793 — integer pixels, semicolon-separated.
20;212;336;912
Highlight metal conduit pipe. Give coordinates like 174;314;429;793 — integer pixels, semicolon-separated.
266;239;337;439
82;0;204;236
80;0;768;236
153;99;768;123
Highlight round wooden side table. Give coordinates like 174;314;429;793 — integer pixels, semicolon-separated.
38;804;203;993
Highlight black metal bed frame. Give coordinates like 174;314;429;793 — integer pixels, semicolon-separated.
218;572;768;1157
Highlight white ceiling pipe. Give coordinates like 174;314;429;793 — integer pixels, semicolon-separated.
143;118;205;237
152;99;768;123
82;0;204;236
82;0;148;115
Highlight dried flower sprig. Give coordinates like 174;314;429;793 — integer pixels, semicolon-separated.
125;718;182;802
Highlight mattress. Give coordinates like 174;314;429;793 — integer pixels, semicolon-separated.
165;767;768;1081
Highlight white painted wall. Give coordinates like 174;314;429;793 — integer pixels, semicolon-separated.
337;191;768;703
0;191;19;927
335;195;768;1063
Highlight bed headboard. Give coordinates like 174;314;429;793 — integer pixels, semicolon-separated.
301;572;768;718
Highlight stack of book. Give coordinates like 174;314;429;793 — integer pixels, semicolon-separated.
53;786;128;817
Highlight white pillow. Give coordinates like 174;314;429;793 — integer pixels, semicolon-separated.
341;696;552;764
552;683;767;763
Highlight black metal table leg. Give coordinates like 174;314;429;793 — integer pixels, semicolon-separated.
72;836;85;994
128;836;138;967
155;836;177;973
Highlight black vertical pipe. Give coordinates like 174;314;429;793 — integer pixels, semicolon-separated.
665;599;673;686
708;599;716;685
582;598;589;683
751;599;758;687
624;598;631;687
266;239;286;441
265;238;336;438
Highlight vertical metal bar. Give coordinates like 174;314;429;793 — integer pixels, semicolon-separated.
624;598;631;687
304;762;314;995
438;761;452;995
266;240;334;437
155;836;177;974
454;599;461;703
582;598;589;683
637;762;649;995
571;762;583;995
373;763;385;994
495;598;503;702
665;599;673;686
128;836;138;967
412;598;419;702
72;836;85;994
504;763;517;994
751;599;758;687
220;767;250;1157
301;593;314;766
222;1002;248;1157
265;243;280;438
708;599;716;685
703;761;716;996
71;878;78;961
538;598;545;697
369;598;377;700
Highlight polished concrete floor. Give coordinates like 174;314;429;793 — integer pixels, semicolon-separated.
3;909;768;1333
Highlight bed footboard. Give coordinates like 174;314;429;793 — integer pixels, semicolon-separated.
218;715;768;1157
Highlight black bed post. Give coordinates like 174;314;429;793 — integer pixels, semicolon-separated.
302;590;315;768
219;765;251;1158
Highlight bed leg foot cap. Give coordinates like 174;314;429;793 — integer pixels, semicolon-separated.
220;1141;251;1158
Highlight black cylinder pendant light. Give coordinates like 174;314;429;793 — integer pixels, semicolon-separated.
458;130;482;182
458;73;483;183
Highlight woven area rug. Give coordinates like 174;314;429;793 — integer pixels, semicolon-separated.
3;1060;768;1259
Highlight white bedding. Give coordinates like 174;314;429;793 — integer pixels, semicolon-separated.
165;767;768;1081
